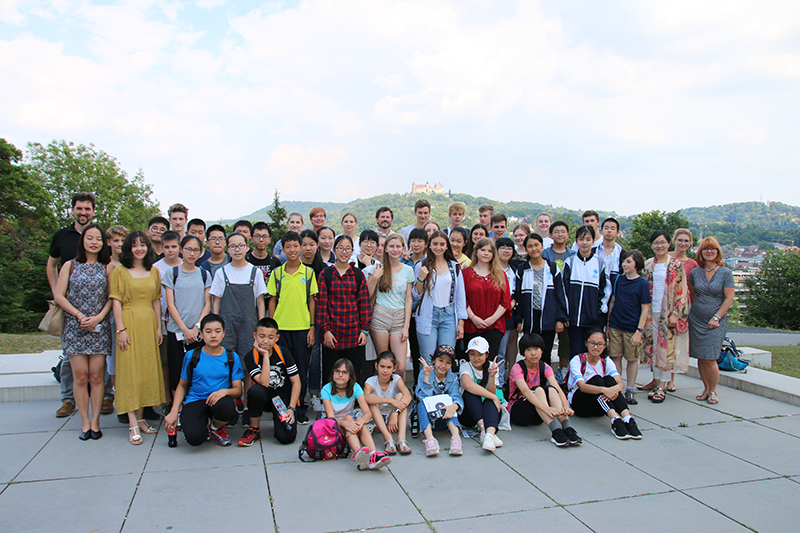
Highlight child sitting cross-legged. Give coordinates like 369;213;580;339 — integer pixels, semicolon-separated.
508;333;583;447
165;314;245;447
238;317;302;447
322;358;392;470
415;345;464;457
364;351;413;456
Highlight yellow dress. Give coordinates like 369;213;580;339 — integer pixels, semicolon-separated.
110;267;166;414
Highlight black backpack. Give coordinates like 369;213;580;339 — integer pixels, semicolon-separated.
322;264;364;295
172;265;208;285
507;359;549;402
184;348;235;394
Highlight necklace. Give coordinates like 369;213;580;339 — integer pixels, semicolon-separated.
704;265;718;272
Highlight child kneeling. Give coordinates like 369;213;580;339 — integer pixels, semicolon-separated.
364;351;413;456
165;314;244;447
509;333;582;447
238;318;302;446
415;345;464;457
567;329;643;440
459;337;503;452
322;358;391;470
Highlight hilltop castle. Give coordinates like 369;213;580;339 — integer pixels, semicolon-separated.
411;181;445;195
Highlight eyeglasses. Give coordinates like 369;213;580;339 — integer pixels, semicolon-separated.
149;227;166;233
702;248;718;252
207;237;225;243
228;244;247;251
253;235;270;241
334;369;349;375
335;247;353;253
587;341;606;348
183;248;201;254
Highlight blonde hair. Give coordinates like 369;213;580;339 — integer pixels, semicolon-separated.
107;225;129;239
378;233;406;293
470;238;507;289
673;228;693;242
448;201;467;215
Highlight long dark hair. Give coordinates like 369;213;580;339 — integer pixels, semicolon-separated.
419;231;457;296
74;223;111;265
465;223;489;258
120;230;155;270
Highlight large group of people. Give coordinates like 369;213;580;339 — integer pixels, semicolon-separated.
48;193;736;466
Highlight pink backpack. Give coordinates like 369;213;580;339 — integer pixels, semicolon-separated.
298;418;348;462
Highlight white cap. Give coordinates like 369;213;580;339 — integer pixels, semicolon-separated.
467;336;489;354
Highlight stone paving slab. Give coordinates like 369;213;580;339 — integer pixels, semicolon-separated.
433;507;590;532
752;413;800;437
0;431;52;483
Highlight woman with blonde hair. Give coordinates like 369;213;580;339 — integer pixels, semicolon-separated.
688;237;734;405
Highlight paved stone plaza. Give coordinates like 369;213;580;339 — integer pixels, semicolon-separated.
1;371;799;533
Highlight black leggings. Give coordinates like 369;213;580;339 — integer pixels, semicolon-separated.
459;390;500;430
570;375;628;417
180;396;237;446
509;386;552;426
167;333;203;392
246;384;297;444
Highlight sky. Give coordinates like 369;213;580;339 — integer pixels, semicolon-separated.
2;0;799;221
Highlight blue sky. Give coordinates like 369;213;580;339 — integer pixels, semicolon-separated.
2;0;799;221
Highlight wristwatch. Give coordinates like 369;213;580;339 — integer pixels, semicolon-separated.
394;408;401;414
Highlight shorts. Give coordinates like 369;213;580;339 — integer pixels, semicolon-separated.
370;303;406;335
608;327;642;362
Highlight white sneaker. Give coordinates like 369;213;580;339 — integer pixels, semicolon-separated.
491;433;503;448
482;432;496;451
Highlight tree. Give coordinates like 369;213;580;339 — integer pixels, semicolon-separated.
26;140;160;231
266;189;288;254
626;210;692;259
742;250;800;330
0;139;57;332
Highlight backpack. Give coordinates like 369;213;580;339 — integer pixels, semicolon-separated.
172;265;208;285
273;264;313;306
562;353;606;393
298;418;349;462
184;348;235;394
508;359;549;402
253;344;285;368
717;337;749;372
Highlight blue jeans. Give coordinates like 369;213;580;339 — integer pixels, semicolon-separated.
416;305;457;365
496;328;512;385
417;400;461;433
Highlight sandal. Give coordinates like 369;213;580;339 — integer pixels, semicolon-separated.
648;389;657;401
666;382;677;392
696;389;710;401
137;420;156;434
384;439;397;455
129;426;142;445
397;440;412;455
708;391;719;405
651;387;666;404
637;380;655;391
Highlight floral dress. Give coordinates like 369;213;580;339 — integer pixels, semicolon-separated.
641;257;690;373
62;261;111;356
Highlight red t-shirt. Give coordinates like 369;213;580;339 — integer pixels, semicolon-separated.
462;267;512;335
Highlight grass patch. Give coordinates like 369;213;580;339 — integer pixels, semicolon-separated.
750;345;800;379
0;333;61;355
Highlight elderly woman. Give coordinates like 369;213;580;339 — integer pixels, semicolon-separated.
688;237;734;405
664;227;699;391
639;230;689;404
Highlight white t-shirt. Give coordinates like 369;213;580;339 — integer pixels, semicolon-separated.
209;263;268;303
458;360;500;394
365;374;402;417
430;269;453;308
567;356;619;403
652;262;667;313
364;262;415;311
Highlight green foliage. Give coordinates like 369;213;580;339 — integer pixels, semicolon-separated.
26;140;160;231
742;250;800;330
0;139;57;333
626;210;692;259
266;189;288;253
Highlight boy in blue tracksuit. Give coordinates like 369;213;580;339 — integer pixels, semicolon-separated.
416;345;464;457
514;233;566;368
560;226;612;358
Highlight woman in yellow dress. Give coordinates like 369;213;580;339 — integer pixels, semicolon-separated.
110;231;165;445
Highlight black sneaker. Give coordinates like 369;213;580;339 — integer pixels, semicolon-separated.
296;411;309;425
410;407;419;438
142;406;160;421
563;426;582;446
241;410;251;428
118;413;128;424
625;389;638;405
624;418;643;440
550;428;569;447
611;418;631;440
226;413;239;428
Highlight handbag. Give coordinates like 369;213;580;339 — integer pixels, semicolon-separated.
39;300;65;336
717;337;749;373
498;402;512;431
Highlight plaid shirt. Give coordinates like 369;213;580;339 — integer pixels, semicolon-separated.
316;265;372;350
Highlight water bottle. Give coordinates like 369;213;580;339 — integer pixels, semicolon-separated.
272;396;292;429
167;425;177;448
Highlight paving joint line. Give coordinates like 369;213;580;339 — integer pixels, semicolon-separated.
259;440;280;533
118;421;160;533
